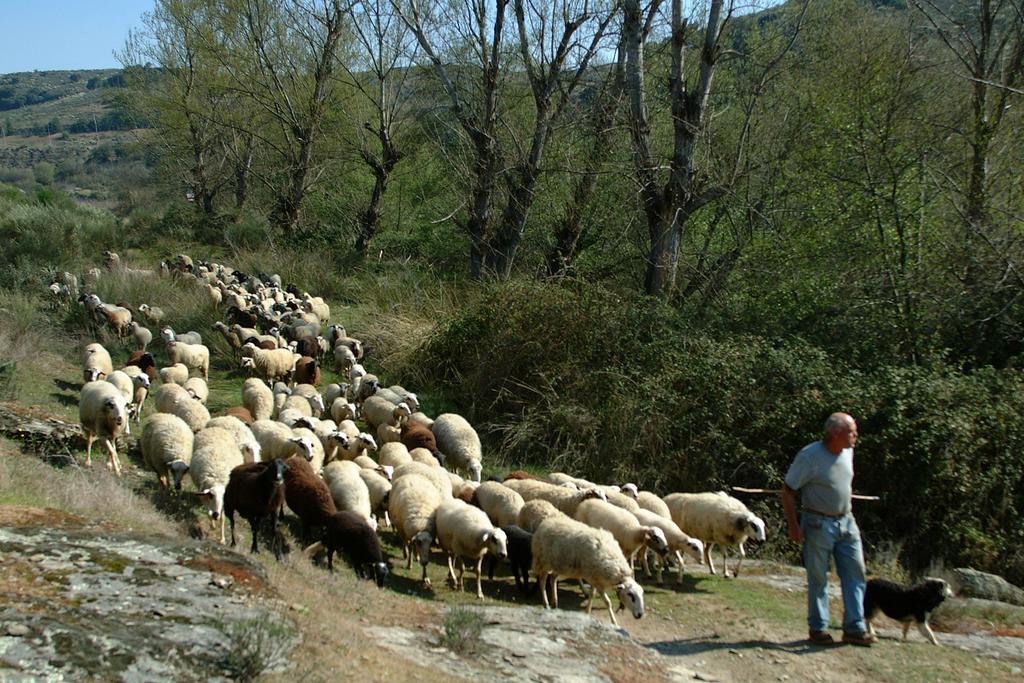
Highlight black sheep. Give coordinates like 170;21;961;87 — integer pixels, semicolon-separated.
319;511;389;587
224;459;289;559
486;525;536;594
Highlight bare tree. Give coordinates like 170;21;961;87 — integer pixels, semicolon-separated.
485;0;619;277
622;0;807;297
119;0;231;216
338;0;418;255
210;0;349;235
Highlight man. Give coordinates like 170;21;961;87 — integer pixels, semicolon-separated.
782;412;876;647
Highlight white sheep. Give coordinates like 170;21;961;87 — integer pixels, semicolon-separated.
155;384;210;433
503;478;607;517
322;460;373;523
531;516;645;627
664;492;766;577
189;426;245;543
517;498;567;533
435;499;508;598
82;342;113;382
140;413;194;490
205;415;262;463
329;395;357;423
166;340;210;380
78;380;128;475
250;419;317;465
138;303;164;325
338;431;377;461
362;396;411;430
240;343;298;384
409;411;434;428
291;426;325;473
632;508;705;584
161;326;202;346
105;371;136;434
159;363;190;386
184;377;209;404
388;472;443;585
123;370;151;424
358;468;392;526
410;447;441;467
128;321;153;350
379;442;412;469
574;498;669;570
636;490;671;519
242;377;274;421
393;461;453;501
431;413;483;482
473;481;525;528
290;384;326;416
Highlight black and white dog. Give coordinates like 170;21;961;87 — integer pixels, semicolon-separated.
864;577;953;645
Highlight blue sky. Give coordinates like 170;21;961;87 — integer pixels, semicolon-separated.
0;1;154;73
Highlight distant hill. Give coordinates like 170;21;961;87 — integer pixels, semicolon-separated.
0;69;151;206
0;69;132;136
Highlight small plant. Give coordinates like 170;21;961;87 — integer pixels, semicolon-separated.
441;606;484;654
219;615;295;682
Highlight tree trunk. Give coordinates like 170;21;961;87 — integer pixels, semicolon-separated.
356;127;401;256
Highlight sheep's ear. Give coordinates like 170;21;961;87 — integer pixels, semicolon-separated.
481;531;491;544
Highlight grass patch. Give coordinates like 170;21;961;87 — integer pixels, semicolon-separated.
0;438;181;536
219;615;296;682
441;606;485;654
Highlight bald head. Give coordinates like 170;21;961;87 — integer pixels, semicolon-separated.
823;412;857;454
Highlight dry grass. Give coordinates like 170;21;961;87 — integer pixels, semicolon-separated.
0;438;181;537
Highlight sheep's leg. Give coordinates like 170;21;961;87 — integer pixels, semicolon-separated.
219;514;226;545
901;621;911;641
552;576;560;608
104;439;122;476
474;557;484;599
446;553;458;586
228;513;237;547
249;516;260;554
158;473;169;489
602;591;619;628
420;558;430;586
722;545;732;578
84;432;95;467
584;584;596;614
540;572;552;609
733;542;746;577
675;550;685;584
456;557;466;591
270;509;282;560
705;544;716;575
404;542;413;569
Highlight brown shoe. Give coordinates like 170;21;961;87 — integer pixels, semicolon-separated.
841;631;877;647
808;630;835;645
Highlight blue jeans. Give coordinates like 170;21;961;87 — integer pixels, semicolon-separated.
802;512;867;634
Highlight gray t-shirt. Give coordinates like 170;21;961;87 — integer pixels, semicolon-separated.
784;440;854;516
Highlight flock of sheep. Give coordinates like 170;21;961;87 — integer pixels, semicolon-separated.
64;251;767;626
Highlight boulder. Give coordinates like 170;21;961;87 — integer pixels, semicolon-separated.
950;568;1024;606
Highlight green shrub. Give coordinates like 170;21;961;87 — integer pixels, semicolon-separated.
441;607;484;654
402;279;1024;583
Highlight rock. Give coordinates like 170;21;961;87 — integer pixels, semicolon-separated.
694;673;718;682
6;623;30;637
951;568;1024;606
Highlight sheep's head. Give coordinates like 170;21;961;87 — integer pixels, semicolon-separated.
161;327;175;343
240;343;258;359
684;538;705;563
310;394;326;415
329;431;351;449
616;578;645;620
370;561;389;588
581;488;607;503
484;527;508;561
467;460;482;484
643;526;670;555
357;432;378;453
198;485;226;519
412;530;433;567
84;368;102;382
620;483;640;499
168;460;190;491
242;439;262;463
269;458;289;486
350;364;366;381
289;436;316;461
739;513;767;542
379;465;394;481
104;395;127;427
393;402;412;423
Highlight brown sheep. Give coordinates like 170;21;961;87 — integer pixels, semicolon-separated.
283;455;337;543
223;406;254;425
126;350;158;381
400;420;437;453
293;356;320;386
